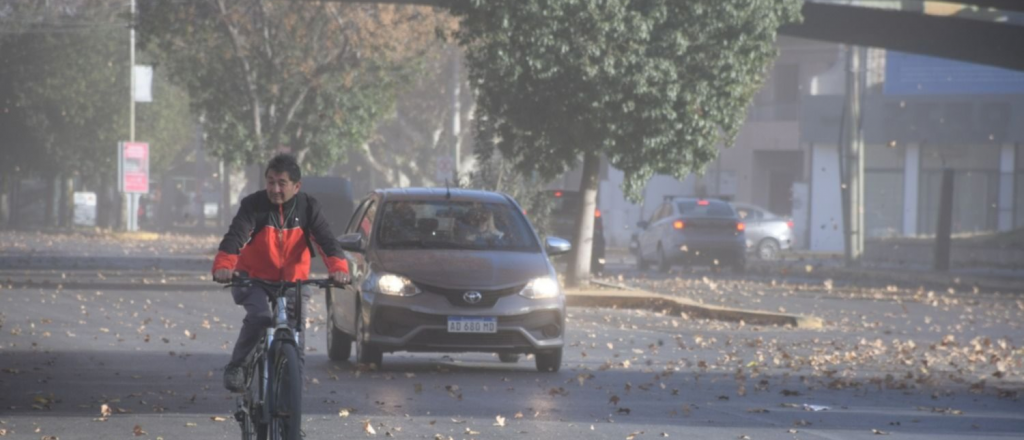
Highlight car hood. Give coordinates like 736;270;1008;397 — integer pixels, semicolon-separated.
373;249;550;288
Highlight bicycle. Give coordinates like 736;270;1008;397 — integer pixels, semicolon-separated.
226;276;337;440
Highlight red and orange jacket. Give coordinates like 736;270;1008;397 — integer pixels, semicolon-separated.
212;190;348;281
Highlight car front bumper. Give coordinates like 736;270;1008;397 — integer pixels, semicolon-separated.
361;290;565;354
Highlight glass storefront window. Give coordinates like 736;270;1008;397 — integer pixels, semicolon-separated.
918;144;1000;235
864;144;904;238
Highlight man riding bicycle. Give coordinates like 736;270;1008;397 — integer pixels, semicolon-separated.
213;153;350;392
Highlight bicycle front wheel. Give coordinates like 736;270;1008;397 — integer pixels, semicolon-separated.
269;341;302;440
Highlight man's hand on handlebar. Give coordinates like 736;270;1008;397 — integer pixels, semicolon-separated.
329;271;351;287
213;269;237;284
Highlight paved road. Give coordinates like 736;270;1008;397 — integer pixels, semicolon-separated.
2;277;1021;439
1;231;1021;439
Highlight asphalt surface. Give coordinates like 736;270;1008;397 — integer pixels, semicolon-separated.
0;230;1022;439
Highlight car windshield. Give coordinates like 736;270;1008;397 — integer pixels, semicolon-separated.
377;200;539;251
676;200;736;218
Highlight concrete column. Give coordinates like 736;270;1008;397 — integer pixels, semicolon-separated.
902;143;920;236
998;143;1015;231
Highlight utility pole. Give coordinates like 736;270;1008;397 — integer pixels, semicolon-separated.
120;0;137;232
844;45;864;265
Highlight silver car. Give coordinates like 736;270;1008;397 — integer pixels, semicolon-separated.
329;188;570;372
732;202;794;260
635;197;746;273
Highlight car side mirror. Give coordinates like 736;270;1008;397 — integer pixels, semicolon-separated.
545;236;572;256
637;220;649;229
337;233;364;253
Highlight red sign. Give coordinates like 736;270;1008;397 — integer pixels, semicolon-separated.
120;142;150;194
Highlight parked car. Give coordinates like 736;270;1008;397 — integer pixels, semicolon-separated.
328;188;571;372
543;190;606;273
731;202;794;261
634;197;746;273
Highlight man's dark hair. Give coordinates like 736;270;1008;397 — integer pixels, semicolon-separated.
265;153;302;183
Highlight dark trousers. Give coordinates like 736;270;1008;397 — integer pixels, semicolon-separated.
228;283;311;368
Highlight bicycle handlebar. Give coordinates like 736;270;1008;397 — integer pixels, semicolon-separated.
224;276;340;290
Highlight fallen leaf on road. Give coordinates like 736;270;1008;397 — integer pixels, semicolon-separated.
494;415;506;427
872;429;889;435
133;425;146;436
100;404;112;418
464;427;480;435
211;416;228;422
364;420;376;435
339;408;351;418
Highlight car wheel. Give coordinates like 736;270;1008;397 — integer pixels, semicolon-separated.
535;348;562;372
757;239;781;261
326;300;352;361
498;353;520;363
732;257;747;274
656;245;670;273
591;257;605;274
355;307;382;368
636;250;649;272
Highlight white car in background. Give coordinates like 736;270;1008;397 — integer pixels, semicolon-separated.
731;203;795;260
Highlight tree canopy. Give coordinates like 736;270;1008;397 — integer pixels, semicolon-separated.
138;0;456;176
452;0;802;201
0;0;193;180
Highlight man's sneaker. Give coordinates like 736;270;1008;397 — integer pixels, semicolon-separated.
223;366;244;392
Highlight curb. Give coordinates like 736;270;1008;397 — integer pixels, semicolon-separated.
565;289;823;329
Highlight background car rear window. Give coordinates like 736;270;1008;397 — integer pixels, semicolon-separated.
378;201;539;251
676;200;736;218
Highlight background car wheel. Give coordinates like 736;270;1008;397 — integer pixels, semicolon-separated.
656;245;670;273
757;238;781;261
732;258;747;274
326;303;352;361
355;310;383;368
636;252;649;271
498;353;520;363
535;348;562;372
590;258;605;274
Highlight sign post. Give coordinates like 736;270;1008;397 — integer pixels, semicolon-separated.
118;142;150;231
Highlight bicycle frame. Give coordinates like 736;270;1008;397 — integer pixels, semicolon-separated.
260;290;299;423
229;276;334;440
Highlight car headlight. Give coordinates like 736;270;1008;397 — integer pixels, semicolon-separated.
519;276;560;299
374;273;421;296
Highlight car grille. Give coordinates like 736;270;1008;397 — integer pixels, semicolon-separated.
407;329;531;348
373;307;562;340
413;282;527;308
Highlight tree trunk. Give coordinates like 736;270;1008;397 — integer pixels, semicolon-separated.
97;172;111;229
0;172;10;229
221;161;231;227
44;173;57;228
566;151;600;288
60;174;75;228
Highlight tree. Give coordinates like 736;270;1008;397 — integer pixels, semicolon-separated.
0;0;194;228
355;44;476;188
452;0;801;285
138;0;456;192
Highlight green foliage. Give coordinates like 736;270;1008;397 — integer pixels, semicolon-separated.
137;1;447;175
452;0;801;201
0;1;194;180
469;143;554;238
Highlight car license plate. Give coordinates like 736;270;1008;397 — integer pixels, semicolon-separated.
447;316;497;333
